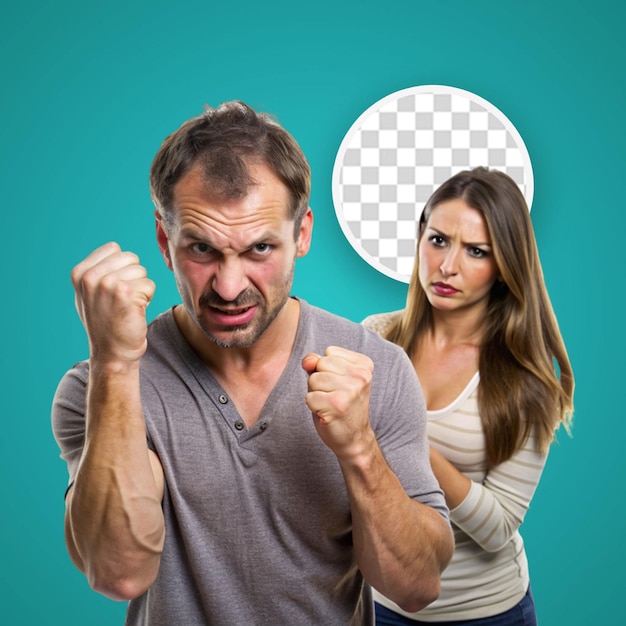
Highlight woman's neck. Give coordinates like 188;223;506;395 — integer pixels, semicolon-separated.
429;307;486;348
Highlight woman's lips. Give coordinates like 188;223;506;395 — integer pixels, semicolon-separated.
432;282;459;296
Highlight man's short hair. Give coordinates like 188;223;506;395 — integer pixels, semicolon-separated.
149;101;311;233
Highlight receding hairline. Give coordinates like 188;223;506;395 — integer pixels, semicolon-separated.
149;101;311;237
158;158;304;242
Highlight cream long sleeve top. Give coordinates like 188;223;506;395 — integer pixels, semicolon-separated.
363;311;547;621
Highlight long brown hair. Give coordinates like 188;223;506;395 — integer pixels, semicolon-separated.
385;167;574;465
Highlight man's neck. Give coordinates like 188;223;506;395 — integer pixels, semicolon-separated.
174;299;301;427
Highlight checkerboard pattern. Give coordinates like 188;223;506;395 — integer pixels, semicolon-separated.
332;86;533;282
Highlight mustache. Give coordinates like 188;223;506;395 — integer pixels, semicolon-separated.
199;289;261;308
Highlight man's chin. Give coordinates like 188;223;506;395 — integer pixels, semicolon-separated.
202;325;258;350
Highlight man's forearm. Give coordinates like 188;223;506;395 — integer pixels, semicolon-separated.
67;361;165;601
340;433;453;613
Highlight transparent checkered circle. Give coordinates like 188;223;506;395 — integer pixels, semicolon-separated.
331;85;534;283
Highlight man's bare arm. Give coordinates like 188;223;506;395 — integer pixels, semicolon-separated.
65;242;165;601
337;433;452;612
303;347;453;612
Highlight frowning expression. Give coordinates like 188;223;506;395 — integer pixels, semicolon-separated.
157;161;312;349
418;198;499;315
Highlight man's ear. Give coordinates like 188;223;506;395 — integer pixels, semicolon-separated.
296;207;314;258
155;210;173;271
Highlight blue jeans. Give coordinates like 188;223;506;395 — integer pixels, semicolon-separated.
375;586;537;626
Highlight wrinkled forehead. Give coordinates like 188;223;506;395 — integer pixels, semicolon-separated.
171;161;292;226
423;198;490;237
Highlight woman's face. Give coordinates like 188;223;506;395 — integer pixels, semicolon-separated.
418;198;500;315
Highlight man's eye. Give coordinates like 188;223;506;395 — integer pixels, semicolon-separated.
254;243;272;254
191;243;211;254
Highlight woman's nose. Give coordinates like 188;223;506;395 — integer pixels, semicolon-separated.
439;249;459;277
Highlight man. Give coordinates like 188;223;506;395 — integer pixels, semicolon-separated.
52;101;453;625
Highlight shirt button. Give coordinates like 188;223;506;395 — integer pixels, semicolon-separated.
234;421;244;431
260;422;268;431
218;395;228;404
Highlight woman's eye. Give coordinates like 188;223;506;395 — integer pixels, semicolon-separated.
429;235;445;247
469;247;487;258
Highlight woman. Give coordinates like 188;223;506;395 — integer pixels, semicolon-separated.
363;167;574;625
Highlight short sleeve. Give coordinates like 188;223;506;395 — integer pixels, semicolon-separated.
51;361;89;487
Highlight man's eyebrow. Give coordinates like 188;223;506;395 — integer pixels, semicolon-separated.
243;231;285;250
179;228;285;249
252;230;283;242
179;229;212;242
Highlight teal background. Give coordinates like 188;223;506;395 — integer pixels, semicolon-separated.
1;0;622;623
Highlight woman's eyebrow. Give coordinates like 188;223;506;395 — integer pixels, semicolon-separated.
426;226;491;247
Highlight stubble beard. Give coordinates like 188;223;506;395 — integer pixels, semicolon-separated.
190;262;295;350
197;295;288;349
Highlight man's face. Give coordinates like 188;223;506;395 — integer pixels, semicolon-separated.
157;162;312;349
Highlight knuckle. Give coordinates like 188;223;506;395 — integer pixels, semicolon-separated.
329;389;350;414
349;364;372;387
80;266;104;293
113;280;135;302
361;367;373;386
70;265;82;286
123;251;140;265
97;272;118;293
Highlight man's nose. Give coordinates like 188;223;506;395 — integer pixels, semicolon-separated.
212;258;248;302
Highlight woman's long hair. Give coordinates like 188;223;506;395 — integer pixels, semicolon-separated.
385;167;574;465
